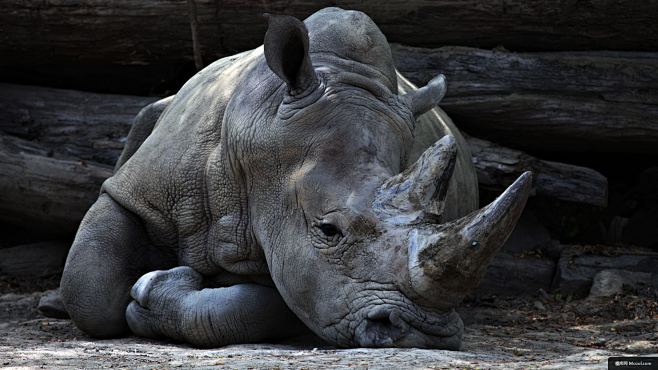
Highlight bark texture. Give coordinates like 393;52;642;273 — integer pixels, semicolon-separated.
468;136;608;207
0;84;608;235
0;134;112;235
392;45;658;154
0;83;157;165
3;0;657;68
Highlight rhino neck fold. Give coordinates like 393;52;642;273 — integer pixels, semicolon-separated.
205;140;268;276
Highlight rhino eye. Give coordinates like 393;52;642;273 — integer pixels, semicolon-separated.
318;223;342;238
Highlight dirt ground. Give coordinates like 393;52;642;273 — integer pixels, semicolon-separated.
1;278;656;369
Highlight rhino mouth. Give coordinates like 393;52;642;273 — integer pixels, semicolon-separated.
351;303;463;349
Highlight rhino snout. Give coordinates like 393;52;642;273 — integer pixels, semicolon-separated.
354;307;407;347
352;305;463;349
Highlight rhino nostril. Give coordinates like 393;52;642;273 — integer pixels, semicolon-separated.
369;313;393;327
358;308;407;347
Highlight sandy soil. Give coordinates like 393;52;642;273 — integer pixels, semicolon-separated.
1;288;656;369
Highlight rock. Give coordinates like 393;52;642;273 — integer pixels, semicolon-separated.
533;300;546;311
37;289;69;319
0;241;69;278
553;245;658;297
588;270;624;298
0;291;42;322
474;253;556;297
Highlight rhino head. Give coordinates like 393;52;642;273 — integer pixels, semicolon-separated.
224;8;531;349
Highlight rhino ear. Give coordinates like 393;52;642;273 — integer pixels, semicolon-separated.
401;74;447;117
263;13;318;95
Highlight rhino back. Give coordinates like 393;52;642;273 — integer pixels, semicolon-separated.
397;72;479;221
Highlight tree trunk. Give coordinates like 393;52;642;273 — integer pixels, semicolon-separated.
392;45;658;154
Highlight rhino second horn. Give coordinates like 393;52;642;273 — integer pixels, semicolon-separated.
374;135;457;219
407;171;533;310
401;74;447;117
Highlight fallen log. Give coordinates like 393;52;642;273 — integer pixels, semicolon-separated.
467;136;607;207
392;45;658;154
0;83;157;165
3;0;656;66
3;1;658;93
0;134;112;236
0;84;607;234
5;43;657;157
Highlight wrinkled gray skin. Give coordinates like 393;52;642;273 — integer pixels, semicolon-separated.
60;8;531;349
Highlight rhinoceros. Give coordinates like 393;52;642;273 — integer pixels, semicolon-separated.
59;7;531;349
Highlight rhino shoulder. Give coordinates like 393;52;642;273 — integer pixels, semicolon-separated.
103;49;262;248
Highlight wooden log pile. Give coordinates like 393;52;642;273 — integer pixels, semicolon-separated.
392;45;658;154
3;2;658;302
1;0;654;245
0;81;608;235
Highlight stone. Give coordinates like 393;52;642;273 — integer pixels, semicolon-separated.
588;270;624;298
553;245;658;297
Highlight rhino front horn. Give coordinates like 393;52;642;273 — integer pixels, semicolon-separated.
407;172;533;310
401;74;447;117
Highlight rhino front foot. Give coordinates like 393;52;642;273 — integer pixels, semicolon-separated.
61;194;173;338
126;266;200;341
126;266;307;347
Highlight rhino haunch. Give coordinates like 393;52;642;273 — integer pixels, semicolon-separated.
59;7;531;349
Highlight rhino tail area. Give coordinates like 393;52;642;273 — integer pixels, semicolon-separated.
114;96;175;173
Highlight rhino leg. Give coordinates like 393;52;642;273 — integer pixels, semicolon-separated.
126;266;306;347
60;193;174;338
